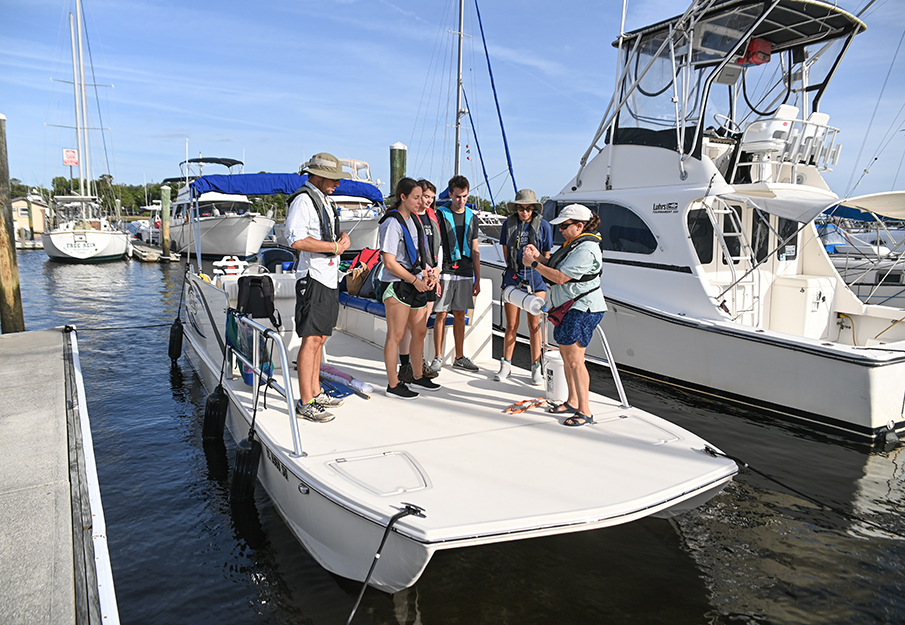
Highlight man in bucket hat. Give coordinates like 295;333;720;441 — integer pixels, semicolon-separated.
285;152;351;422
496;189;552;385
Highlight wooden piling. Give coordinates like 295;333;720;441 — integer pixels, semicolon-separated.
160;185;171;257
0;113;26;334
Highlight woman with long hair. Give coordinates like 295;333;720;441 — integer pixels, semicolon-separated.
378;178;441;399
397;179;442;382
522;204;606;425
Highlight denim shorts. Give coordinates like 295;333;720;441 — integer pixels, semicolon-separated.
553;310;605;348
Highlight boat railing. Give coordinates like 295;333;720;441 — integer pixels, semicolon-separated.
228;313;305;458
732;116;842;184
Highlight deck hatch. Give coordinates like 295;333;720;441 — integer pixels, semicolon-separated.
594;415;681;445
329;451;431;496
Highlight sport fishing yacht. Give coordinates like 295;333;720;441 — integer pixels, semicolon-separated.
482;0;905;439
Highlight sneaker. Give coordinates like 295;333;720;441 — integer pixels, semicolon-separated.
530;362;544;386
429;357;442;373
494;359;512;382
398;361;415;383
453;356;479;372
314;390;344;407
386;382;419;400
296;400;334;423
410;376;441;392
422;360;439;379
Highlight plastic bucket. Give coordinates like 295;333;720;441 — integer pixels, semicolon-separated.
544;351;568;403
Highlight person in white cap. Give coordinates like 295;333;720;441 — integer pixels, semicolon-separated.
496;189;553;385
522;203;607;427
284;152;351;422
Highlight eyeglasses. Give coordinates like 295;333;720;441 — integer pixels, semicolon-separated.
557;221;577;230
516;206;534;212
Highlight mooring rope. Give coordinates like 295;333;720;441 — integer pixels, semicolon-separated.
705;446;905;539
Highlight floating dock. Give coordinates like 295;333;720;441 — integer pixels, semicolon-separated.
129;241;179;263
0;328;118;624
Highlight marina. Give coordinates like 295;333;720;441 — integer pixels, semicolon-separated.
3;0;905;621
8;248;905;623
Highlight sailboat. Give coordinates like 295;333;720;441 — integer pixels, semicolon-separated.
43;0;129;263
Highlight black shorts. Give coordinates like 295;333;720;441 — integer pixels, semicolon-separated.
382;280;428;309
295;277;339;337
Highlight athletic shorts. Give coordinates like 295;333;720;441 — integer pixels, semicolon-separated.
501;269;546;293
381;280;428;310
553;310;605;348
433;276;474;313
295;277;339;337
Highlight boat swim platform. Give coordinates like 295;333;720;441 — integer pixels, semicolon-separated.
0;328;118;624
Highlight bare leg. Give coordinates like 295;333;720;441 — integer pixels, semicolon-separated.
298;334;327;404
503;302;520;361
527;291;546;364
433;311;447;361
559;342;591;415
408;306;429;380
384;297;409;387
452;310;467;359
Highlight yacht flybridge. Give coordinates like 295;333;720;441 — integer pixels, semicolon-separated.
482;0;905;439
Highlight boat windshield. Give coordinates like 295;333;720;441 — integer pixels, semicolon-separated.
607;0;864;158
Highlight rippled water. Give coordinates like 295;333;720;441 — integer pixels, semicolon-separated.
10;250;905;624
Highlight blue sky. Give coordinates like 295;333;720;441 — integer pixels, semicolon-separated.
1;0;903;204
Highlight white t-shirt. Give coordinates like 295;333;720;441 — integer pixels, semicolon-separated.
284;184;340;288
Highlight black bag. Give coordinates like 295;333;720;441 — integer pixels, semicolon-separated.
357;261;383;299
237;275;281;329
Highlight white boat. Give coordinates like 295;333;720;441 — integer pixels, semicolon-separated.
175;174;736;593
481;0;905;440
166;157;276;258
178;267;736;593
44;199;130;263
43;0;129;263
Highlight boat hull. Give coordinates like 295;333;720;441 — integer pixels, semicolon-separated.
43;228;129;262
170;214;275;258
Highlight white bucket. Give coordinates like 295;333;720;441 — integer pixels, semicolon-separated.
501;285;545;316
544;351;568;403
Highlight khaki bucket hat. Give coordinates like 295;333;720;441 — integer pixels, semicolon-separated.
507;188;542;212
301;152;351;180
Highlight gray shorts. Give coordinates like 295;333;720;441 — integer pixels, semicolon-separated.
433;276;474;313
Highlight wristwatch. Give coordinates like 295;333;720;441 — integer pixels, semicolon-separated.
531;261;539;269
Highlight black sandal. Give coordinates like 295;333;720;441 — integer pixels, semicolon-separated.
563;413;594;427
548;402;578;414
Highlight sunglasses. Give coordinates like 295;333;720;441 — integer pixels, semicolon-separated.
516;206;534;212
557;221;578;230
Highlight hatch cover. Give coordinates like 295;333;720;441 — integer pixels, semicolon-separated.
329;451;431;496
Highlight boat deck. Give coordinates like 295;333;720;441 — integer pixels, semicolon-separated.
222;330;736;546
0;328;117;624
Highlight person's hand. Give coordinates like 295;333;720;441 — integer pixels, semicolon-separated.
473;281;481;297
337;232;351;253
413;276;430;292
522;244;539;265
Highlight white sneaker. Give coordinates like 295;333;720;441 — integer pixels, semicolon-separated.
429;357;442;372
531;361;544;386
494;359;512;382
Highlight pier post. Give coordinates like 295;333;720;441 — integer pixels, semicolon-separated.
389;142;407;196
0;114;25;333
160;185;171;257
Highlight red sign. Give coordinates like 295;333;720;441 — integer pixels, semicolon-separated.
63;149;79;166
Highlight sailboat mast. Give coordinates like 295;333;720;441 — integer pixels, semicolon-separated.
75;0;91;197
69;13;85;197
454;0;464;176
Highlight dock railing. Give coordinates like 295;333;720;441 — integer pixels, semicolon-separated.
228;313;305;458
